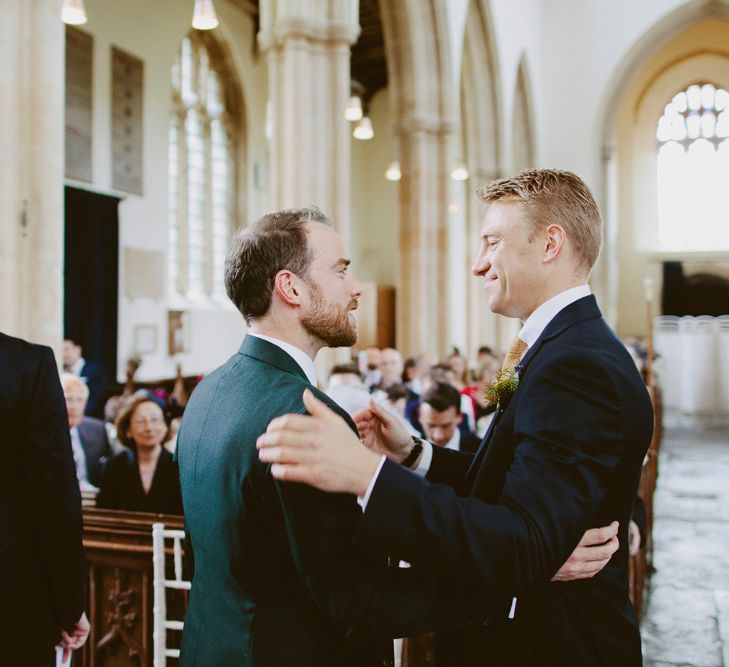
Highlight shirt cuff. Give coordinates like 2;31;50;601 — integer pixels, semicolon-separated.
357;454;387;511
412;440;433;478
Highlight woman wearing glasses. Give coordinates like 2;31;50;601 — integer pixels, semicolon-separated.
97;395;183;515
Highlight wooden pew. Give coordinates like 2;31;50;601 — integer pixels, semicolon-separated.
77;508;186;667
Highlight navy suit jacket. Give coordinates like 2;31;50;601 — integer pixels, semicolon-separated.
0;333;86;658
80;360;107;417
77;416;111;486
176;336;502;667
356;296;653;666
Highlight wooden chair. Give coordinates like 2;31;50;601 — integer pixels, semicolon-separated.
152;522;191;666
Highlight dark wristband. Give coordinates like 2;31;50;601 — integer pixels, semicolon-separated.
401;436;423;468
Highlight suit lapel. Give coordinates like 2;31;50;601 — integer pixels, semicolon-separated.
239;335;309;382
462;295;603;493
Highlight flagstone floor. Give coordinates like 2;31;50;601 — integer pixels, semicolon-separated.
642;424;729;667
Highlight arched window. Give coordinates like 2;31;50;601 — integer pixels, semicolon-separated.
656;83;729;251
169;33;241;299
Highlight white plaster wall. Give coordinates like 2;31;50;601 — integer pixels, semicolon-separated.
538;0;692;189
64;0;268;381
350;88;399;287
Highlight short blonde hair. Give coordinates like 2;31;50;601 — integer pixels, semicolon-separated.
477;168;602;274
60;373;90;399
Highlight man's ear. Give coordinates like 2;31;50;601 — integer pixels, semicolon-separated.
273;270;303;307
543;224;566;264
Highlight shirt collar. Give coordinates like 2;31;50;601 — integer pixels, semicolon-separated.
444;428;461;452
518;285;592;349
71;357;85;376
246;332;318;386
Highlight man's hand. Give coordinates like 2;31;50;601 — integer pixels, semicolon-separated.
628;520;641;556
551;522;619;582
257;390;381;496
353;398;413;463
59;612;90;661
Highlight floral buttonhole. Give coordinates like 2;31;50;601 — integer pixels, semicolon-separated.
485;362;523;410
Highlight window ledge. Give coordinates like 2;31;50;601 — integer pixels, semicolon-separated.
644;249;729;262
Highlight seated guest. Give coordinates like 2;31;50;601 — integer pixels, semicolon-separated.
61;373;111;492
408;364;476;436
446;349;471;389
378;383;421;436
326;363;371;416
359;345;382;389
62;337;108;417
97;395;183;515
373;347;410;392
419;382;481;453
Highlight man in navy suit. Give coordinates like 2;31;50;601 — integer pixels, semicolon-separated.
63;338;108;417
61;373;111;490
0;333;90;665
258;169;653;666
419;383;480;454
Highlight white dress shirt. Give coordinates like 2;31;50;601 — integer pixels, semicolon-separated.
70;426;98;492
246;332;318;387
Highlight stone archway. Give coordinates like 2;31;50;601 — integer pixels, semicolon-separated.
460;0;504;357
598;0;729;333
512;54;536;172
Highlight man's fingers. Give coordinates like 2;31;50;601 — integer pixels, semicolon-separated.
579;535;620;563
270;463;314;484
368;397;396;425
258;441;317;464
579;521;619;547
266;413;317;436
302;389;337;420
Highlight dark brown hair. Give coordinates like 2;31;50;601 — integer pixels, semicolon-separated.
421;382;462;413
224;206;332;323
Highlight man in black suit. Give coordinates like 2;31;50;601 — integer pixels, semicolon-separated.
176;206;609;666
258;169;652;666
62;337;107;417
0;333;90;665
419;382;480;454
61;373;111;490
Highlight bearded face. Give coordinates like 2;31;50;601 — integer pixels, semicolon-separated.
301;279;358;348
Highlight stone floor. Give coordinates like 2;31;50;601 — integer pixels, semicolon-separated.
642;425;729;667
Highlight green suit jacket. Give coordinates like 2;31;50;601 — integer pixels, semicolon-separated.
177;335;504;666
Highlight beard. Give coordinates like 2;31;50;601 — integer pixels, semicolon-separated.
301;281;358;348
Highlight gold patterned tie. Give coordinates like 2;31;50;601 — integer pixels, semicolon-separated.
501;336;528;373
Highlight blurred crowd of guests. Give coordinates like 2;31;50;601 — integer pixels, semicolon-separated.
60;336;650;531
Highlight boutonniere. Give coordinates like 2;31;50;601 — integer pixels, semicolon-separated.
485;363;523;407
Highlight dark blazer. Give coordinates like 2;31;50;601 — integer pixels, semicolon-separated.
97;448;183;515
458;432;481;454
176;335;502;667
77;416;111;486
80;360;107;417
0;333;86;660
356;296;654;666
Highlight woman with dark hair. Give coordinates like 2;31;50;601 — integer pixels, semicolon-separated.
97;395;183;515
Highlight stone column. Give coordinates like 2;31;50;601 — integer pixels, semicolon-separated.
259;0;359;251
396;119;452;357
0;0;65;350
259;1;359;375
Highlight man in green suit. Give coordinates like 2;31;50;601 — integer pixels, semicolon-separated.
176;206;618;666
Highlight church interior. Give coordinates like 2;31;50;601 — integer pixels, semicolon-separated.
2;0;729;665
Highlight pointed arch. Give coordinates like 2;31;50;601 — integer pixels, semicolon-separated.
600;2;729;335
512;54;536;171
460;0;504;357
